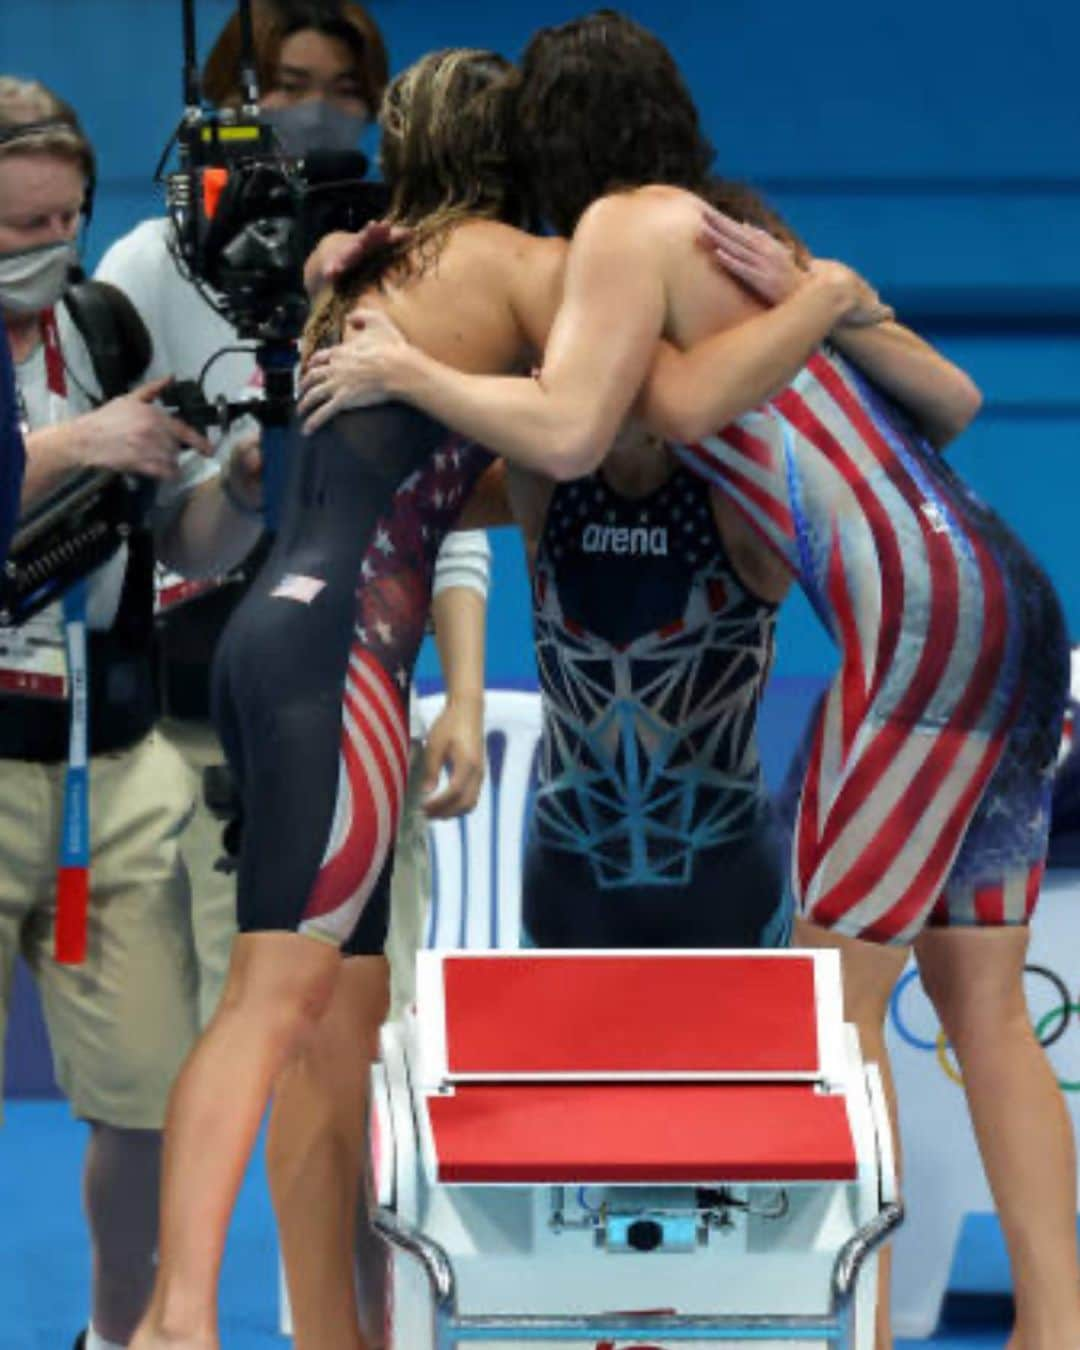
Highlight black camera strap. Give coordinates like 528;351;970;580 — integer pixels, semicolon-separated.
0;284;159;757
61;279;152;402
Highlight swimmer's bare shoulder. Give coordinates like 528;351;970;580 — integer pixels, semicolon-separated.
449;219;568;355
573;186;765;344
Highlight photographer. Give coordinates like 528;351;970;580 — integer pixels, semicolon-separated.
0;77;266;1350
96;6;491;1347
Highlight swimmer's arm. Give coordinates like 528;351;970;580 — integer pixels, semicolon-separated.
639;263;869;444
690;211;981;449
827;321;983;449
425;559;489;818
355;197;671;480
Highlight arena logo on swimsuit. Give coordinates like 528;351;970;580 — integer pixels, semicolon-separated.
581;523;669;557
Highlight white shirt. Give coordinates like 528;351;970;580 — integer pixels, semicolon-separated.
96;218;492;733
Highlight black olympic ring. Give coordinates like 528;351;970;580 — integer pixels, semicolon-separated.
890;963;1075;1055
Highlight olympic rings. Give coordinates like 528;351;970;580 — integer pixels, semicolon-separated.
934;1030;962;1086
889;969;937;1052
889;963;1079;1092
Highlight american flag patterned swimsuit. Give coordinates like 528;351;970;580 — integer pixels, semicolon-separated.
212;406;490;953
676;348;1069;943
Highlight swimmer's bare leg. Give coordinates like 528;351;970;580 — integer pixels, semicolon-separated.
794;918;909;1350
268;953;390;1350
915;925;1080;1350
130;931;341;1350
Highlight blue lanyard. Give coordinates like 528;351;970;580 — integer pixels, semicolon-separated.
55;578;90;962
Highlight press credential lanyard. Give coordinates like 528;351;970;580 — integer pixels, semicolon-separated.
40;309;91;963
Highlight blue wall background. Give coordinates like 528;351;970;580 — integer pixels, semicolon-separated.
2;0;1078;692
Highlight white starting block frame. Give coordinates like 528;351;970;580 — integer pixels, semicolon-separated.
371;948;901;1350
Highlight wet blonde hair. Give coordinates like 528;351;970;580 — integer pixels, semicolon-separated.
303;47;519;359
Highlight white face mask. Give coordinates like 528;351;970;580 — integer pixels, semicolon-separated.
0;238;78;316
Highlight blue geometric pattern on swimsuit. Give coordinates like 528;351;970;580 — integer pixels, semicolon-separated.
531;466;777;890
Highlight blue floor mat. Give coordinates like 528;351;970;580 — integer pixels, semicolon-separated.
0;1100;281;1350
1;1099;1018;1348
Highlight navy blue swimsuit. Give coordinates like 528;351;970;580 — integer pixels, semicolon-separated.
213;408;490;954
523;463;790;948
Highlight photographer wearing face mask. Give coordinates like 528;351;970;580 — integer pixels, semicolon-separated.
0;76;272;1350
97;8;491;1348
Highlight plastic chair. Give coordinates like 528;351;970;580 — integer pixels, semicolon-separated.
418;688;540;953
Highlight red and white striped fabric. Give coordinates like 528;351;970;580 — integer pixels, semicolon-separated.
677;349;1066;943
301;645;409;945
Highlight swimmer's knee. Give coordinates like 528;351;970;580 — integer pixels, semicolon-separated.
218;931;341;1032
915;926;1030;1045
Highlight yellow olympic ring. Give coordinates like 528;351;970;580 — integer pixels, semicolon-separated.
934;1030;964;1086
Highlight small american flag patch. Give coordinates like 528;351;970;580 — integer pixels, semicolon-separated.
271;574;326;604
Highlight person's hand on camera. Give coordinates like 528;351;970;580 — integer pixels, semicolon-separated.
77;375;213;480
303;220;413;295
420;694;485;819
297;310;408;433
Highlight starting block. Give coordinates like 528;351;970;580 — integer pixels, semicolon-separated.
371;949;901;1349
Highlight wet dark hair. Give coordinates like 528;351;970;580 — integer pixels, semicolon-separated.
513;9;715;235
512;11;805;258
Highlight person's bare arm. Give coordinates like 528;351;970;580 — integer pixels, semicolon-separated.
638;259;871;444
21;377;211;507
299;195;863;480
156;441;263;577
691;210;981;448
827;321;981;448
423;551;489;818
300;196;669;478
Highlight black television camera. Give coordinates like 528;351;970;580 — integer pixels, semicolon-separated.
1;0;387;626
158;0;387;521
162;0;387;346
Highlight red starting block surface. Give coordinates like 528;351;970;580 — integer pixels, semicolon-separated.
428;1081;857;1183
440;953;822;1078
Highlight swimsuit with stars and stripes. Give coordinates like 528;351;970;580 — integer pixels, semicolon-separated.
524;463;792;949
212;406;490;953
676;348;1069;944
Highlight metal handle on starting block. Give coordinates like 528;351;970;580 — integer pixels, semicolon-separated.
375;1199;903;1348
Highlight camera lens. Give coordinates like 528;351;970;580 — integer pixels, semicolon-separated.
626;1219;664;1252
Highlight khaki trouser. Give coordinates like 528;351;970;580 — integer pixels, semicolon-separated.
0;732;199;1127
